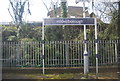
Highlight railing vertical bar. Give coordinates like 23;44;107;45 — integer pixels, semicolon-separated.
56;41;58;66
53;41;55;66
32;42;33;66
80;41;82;66
111;40;112;63
27;42;29;67
115;41;118;63
5;42;6;66
32;42;34;66
31;42;33;66
54;41;55;66
15;42;16;66
104;40;106;64
33;42;35;66
100;40;102;65
23;42;25;67
91;40;94;66
2;42;3;66
76;41;78;66
49;41;51;66
70;41;71;67
7;42;8;66
112;40;115;63
10;42;12;66
48;41;50;67
38;41;39;66
60;41;62;67
20;42;22;67
58;41;60;66
24;42;26;67
62;41;63;67
106;40;108;65
9;42;11;67
63;41;65;67
34;42;36;66
99;40;102;65
108;40;109;64
22;42;24;66
3;42;5;66
59;41;61;67
108;40;110;64
72;41;74;67
4;42;5;66
62;41;64;67
34;42;37;66
38;42;39;66
78;41;80;66
102;40;104;65
11;42;13;66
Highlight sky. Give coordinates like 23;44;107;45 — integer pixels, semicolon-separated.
0;0;87;22
0;0;118;22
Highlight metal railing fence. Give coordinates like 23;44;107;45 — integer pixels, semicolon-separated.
2;40;119;67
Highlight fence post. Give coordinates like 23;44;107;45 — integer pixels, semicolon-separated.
115;43;118;63
65;41;69;66
16;42;20;66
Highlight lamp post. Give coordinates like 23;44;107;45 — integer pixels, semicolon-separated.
75;0;90;78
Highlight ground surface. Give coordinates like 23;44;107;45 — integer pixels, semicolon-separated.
3;72;120;79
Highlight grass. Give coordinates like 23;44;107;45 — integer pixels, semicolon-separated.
24;72;119;79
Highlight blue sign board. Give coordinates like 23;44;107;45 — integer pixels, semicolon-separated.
44;18;95;25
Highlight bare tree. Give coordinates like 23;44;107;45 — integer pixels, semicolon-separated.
92;1;118;23
8;0;31;39
8;0;31;25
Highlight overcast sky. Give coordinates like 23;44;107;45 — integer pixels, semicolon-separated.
0;0;88;22
0;0;118;22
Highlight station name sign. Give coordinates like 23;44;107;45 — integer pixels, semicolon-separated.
44;18;95;26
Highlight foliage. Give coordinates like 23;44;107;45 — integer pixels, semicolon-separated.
2;26;18;42
61;1;67;18
2;24;42;42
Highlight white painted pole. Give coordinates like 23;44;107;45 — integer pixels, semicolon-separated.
42;21;45;74
0;26;2;81
115;43;118;63
95;18;98;79
83;1;89;77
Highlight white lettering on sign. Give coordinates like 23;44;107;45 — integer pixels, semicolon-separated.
56;19;83;24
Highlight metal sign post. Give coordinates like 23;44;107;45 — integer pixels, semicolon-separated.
43;18;97;77
82;1;89;77
95;18;98;79
42;21;45;74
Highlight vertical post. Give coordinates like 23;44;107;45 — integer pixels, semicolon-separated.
16;43;20;66
42;21;45;74
0;26;2;81
66;43;69;66
83;1;89;77
115;43;118;63
95;18;98;79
